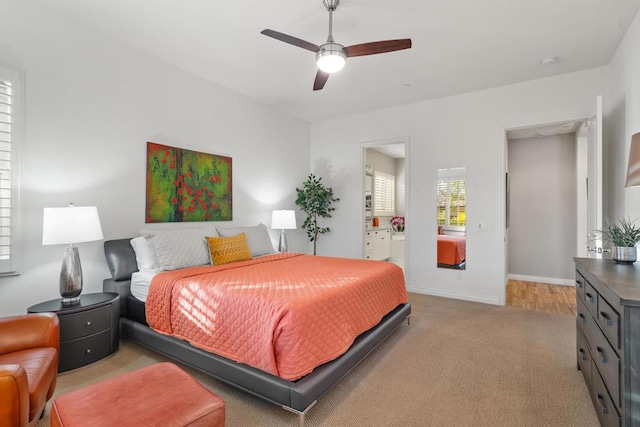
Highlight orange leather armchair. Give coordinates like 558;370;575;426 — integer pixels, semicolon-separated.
0;313;60;427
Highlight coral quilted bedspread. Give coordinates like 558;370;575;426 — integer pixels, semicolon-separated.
146;253;408;381
437;235;466;266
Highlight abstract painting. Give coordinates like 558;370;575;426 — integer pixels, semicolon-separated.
146;142;232;223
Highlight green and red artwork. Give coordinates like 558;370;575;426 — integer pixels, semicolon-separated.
146;142;232;223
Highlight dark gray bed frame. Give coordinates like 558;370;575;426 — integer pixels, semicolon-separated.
102;238;411;425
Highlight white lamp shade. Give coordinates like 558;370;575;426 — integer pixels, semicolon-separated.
43;206;104;245
626;133;640;187
271;210;296;230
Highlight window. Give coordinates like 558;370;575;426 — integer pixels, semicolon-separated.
0;64;23;275
437;174;466;228
374;171;395;216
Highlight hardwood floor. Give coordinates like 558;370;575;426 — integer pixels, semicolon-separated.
506;279;576;316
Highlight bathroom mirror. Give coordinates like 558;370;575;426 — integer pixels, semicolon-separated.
436;167;466;270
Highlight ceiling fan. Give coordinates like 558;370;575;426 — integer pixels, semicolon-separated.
261;0;412;91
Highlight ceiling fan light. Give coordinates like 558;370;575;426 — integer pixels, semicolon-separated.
316;46;346;73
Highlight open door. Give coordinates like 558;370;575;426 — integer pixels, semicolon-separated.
586;95;603;257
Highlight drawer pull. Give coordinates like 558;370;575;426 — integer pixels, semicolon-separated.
578;348;588;361
596;346;608;363
86;321;92;326
576;280;584;289
585;293;595;304
578;313;587;324
86;349;91;354
599;312;613;326
596;394;609;415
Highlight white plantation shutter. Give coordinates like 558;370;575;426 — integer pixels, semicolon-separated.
436;174;466;228
374;171;395;216
0;64;23;275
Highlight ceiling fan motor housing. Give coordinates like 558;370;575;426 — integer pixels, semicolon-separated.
323;0;339;11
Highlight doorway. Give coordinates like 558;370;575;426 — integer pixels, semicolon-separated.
361;138;409;275
505;120;587;287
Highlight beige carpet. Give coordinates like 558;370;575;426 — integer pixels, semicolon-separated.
38;293;599;426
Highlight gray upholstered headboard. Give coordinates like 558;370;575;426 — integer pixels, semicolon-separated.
103;238;137;317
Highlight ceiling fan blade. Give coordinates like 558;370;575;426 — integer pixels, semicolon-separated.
313;70;330;91
344;39;412;57
261;29;320;53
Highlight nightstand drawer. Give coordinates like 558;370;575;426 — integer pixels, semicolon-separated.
59;305;111;341
59;329;113;372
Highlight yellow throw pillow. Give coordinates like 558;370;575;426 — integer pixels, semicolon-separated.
205;233;253;265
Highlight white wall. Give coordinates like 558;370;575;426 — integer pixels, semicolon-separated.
508;134;577;281
310;68;607;305
607;12;640;222
0;2;310;315
395;158;406;216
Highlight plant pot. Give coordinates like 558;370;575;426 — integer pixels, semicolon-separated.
612;246;637;264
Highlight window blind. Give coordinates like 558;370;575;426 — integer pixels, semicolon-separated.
0;64;22;275
436;176;466;227
0;79;12;265
374;171;395;216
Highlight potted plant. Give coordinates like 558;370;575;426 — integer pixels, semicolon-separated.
391;216;405;234
598;217;640;263
295;174;340;255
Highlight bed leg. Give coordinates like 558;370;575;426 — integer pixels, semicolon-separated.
282;401;316;427
406;315;411;326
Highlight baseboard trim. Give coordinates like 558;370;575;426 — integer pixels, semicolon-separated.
507;274;574;286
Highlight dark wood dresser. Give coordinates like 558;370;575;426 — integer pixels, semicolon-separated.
575;257;640;427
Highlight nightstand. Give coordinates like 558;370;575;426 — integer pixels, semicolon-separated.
28;292;120;372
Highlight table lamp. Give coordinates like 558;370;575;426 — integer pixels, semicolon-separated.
42;204;103;304
271;209;296;252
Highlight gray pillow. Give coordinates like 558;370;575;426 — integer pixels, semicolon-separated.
141;227;219;270
216;223;275;257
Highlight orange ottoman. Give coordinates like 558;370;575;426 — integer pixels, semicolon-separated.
50;362;225;427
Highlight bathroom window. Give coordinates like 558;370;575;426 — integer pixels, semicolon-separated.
374;171;395;216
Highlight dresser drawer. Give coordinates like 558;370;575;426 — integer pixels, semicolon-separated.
577;327;592;388
596;295;620;350
591;360;621;427
590;327;620;407
59;305;111;341
575;272;587;301
583;282;599;319
576;298;596;345
59;329;113;372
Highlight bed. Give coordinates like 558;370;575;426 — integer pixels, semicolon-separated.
437;234;466;269
102;230;410;425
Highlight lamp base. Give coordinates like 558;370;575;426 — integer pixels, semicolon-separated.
278;230;288;253
60;246;83;303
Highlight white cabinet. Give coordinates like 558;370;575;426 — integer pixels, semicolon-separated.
365;228;391;260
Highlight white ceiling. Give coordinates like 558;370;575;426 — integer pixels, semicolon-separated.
27;0;640;123
507;121;583;140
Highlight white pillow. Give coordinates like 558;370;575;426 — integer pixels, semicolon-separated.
130;236;158;271
141;227;219;270
216;223;275;257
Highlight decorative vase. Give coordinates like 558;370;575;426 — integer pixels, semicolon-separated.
612;246;637;264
